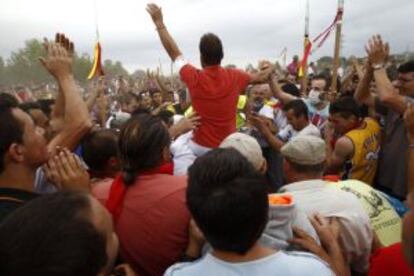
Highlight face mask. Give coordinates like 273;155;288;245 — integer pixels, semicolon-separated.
308;89;322;105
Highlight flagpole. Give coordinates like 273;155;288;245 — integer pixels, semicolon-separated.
301;0;310;95
331;0;344;96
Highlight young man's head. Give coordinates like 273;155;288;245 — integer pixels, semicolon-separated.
395;60;414;97
281;83;301;97
281;135;326;183
329;96;361;135
118;113;171;185
187;148;268;255
286;73;297;84
292;55;299;63
157;110;175;128
119;92;140;114
149;88;163;108
138;91;152;110
308;74;330;106
199;33;224;67
283;99;309;131
0;192;119;276
82;129;119;179
0;103;48;176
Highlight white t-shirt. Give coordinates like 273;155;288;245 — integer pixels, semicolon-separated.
165;251;333;276
277;123;321;142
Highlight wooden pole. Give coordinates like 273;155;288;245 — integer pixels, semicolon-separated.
331;0;344;95
301;0;310;96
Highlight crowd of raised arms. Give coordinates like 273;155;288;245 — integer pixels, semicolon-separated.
1;3;414;276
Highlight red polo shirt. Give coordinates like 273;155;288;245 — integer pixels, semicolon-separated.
179;63;251;148
93;174;190;276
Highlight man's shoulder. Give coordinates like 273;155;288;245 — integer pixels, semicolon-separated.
164;258;207;276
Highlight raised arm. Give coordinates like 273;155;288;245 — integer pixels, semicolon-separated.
367;35;406;114
354;61;375;108
268;74;296;105
40;33;92;154
147;4;182;61
325;136;354;174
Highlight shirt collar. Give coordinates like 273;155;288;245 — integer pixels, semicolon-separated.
280;179;327;192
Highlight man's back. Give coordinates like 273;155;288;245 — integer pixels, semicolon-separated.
165;251;332;276
344;118;381;184
179;63;251;148
280;180;373;274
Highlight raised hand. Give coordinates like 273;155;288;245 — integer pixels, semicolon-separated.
309;214;341;249
39;33;74;80
44;148;90;192
146;3;164;28
365;34;389;66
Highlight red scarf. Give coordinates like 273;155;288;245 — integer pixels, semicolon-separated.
106;162;174;220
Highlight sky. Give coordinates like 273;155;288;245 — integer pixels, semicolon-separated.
1;0;413;73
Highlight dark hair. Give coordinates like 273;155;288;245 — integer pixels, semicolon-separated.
37;99;55;118
149;88;162;98
157;110;174;126
187;148;268;254
312;74;331;91
281;83;300;97
0;93;19;107
285;158;326;174
283;99;309;120
130;107;151;117
0;192;107;276
0;105;23;173
329;96;361;119
118;113;170;185
199;33;224;66
398;60;414;74
82;129;119;172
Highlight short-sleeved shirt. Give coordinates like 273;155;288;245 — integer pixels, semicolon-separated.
302;99;330;130
0;188;39;223
92;173;190;276
375;99;408;199
176;57;251;148
280;180;373;273
165;251;333;276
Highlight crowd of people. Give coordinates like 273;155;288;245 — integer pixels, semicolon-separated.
0;3;413;276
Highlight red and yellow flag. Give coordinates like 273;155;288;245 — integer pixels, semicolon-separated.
88;42;105;79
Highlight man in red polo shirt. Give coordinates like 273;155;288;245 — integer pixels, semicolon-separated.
147;4;273;155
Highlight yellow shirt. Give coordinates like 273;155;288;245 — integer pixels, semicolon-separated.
343;118;381;185
333;180;401;247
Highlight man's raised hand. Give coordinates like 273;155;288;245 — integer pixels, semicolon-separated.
365;34;389;66
146;3;164;28
40;33;74;80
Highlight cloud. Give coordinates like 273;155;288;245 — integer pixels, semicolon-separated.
1;0;413;73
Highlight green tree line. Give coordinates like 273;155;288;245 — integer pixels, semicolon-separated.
0;39;129;86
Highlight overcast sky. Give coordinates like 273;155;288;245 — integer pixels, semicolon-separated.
1;0;413;73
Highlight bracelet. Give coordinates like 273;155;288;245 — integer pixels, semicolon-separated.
156;25;166;31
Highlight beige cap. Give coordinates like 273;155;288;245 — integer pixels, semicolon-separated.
281;135;326;165
219;132;265;171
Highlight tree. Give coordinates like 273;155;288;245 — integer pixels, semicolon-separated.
0;38;130;87
103;59;129;78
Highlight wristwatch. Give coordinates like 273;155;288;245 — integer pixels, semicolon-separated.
372;63;385;70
